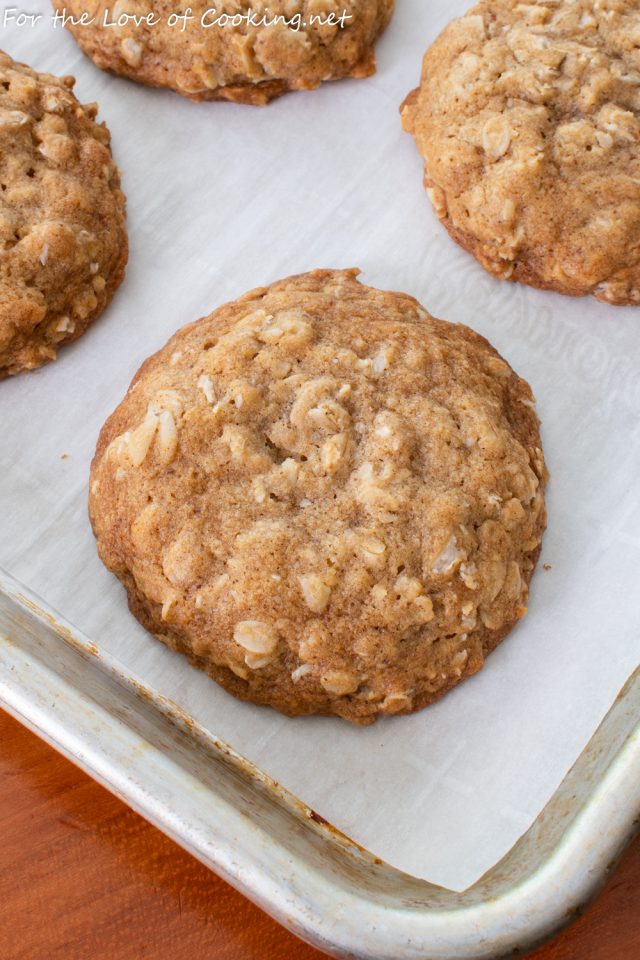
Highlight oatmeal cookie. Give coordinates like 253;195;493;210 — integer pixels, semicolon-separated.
0;51;127;378
89;269;547;724
401;1;640;304
55;1;394;105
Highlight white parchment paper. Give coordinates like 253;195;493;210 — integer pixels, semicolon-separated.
1;0;640;892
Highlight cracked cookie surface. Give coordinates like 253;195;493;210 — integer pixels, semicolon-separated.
90;269;547;724
402;0;640;304
55;0;394;104
0;50;127;378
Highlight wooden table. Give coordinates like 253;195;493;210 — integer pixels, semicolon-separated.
1;708;638;960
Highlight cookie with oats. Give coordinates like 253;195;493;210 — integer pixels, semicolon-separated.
401;0;640;305
55;0;394;105
0;51;127;378
89;269;547;724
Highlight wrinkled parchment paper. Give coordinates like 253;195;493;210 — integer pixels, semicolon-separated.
1;0;639;891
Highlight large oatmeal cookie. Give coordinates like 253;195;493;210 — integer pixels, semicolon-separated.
0;51;127;378
89;269;547;724
401;1;640;305
55;0;394;105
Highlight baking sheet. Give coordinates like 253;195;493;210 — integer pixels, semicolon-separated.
1;0;639;893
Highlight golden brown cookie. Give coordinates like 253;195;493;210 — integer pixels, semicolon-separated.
89;269;547;724
55;1;394;105
401;1;640;305
0;51;127;378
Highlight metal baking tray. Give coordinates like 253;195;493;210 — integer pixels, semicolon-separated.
1;566;638;960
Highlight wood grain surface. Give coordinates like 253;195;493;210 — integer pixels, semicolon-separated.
1;707;638;960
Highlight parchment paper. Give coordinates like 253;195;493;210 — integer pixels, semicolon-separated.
1;0;639;892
